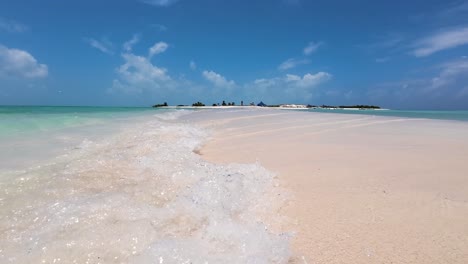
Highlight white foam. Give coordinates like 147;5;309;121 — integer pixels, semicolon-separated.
153;109;193;121
0;110;290;263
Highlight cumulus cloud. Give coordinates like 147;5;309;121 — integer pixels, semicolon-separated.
123;34;141;52
149;42;168;58
110;52;173;94
304;41;323;55
0;17;28;33
285;72;332;87
429;58;468;91
108;35;332;104
141;0;179;7
278;58;309;71
202;70;236;88
412;26;468;57
368;58;468;109
244;71;332;103
84;38;113;55
0;44;48;78
110;46;231;103
253;78;278;89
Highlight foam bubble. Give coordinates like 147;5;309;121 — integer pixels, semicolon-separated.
0;110;290;263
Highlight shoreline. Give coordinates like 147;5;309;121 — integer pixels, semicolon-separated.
195;109;468;263
0;109;291;262
2;108;468;262
159;105;389;110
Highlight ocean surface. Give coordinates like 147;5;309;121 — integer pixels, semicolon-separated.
0;106;165;171
307;108;468;122
1;106;467;142
0;106;290;263
0;106;161;138
1;105;467;263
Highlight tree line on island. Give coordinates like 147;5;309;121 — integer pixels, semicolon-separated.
153;101;380;109
153;100;253;107
192;100;253;107
310;104;381;109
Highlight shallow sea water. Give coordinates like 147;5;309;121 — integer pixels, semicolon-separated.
0;109;290;263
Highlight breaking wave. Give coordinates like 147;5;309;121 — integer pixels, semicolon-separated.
0;110;290;263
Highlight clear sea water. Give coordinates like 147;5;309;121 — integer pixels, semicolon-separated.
0;106;162;138
0;106;290;263
0;106;167;170
1;106;467;138
307;108;468;122
1;105;466;168
0;105;467;263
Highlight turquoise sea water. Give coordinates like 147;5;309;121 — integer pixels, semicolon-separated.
0;106;290;262
2;106;468;139
0;106;170;169
307;108;468;122
1;105;467;262
0;106;164;138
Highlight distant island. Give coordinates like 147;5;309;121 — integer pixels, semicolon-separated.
152;102;168;108
309;105;381;109
152;101;381;110
192;102;205;107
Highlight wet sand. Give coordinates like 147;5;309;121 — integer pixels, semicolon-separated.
195;109;468;263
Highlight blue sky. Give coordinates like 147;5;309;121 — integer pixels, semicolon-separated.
1;0;468;109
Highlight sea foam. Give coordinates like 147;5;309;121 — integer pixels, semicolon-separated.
0;110;290;263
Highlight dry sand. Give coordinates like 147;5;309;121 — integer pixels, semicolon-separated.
192;109;468;264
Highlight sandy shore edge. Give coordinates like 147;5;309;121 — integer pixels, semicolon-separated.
193;109;468;263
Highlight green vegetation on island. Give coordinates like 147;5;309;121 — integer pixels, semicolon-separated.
308;105;381;109
152;101;381;109
152;102;168;108
192;102;205;107
339;105;380;109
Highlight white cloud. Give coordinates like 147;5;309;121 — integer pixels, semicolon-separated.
412;26;468;57
285;72;332;87
304;41;323;55
141;0;179;7
123;34;141;52
0;18;28;33
0;44;48;78
190;60;197;70
108;35;333;103
429;58;468;91
253;78;279;88
202;70;235;88
254;72;332;90
278;58;309;71
244;71;332;103
149;42;168;58
368;58;468;108
84;38;113;55
110;52;173;94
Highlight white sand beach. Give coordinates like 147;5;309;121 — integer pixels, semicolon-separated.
2;108;468;263
195;109;468;263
